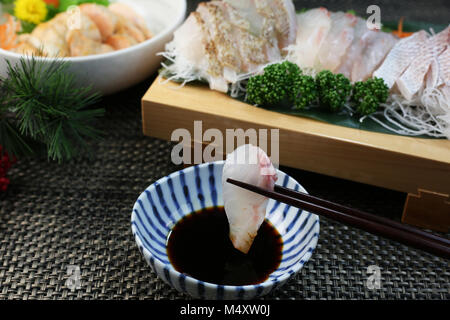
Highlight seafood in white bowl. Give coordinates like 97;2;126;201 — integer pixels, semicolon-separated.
0;0;187;94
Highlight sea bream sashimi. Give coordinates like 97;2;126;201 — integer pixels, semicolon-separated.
372;30;428;89
162;0;297;92
224;0;297;51
315;12;357;72
222;144;278;254
287;7;331;69
335;18;374;79
350;29;397;82
396;26;450;100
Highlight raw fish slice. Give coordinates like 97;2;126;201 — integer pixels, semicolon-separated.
223;0;267;35
165;12;228;92
316;12;357;72
438;46;450;85
222;144;278;254
288;7;331;69
252;0;297;50
224;2;281;73
197;2;242;82
397;27;449;100
336;18;373;79
426;46;450;89
372;31;428;89
351;30;397;82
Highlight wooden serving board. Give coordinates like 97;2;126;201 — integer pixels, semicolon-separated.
142;77;450;231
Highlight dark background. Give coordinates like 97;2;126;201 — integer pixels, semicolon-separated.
0;0;448;300
188;0;450;24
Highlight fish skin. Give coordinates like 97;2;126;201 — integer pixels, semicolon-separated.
373;30;428;89
397;27;449;101
222;144;278;254
438;46;450;86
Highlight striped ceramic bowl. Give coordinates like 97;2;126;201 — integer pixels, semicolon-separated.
131;161;320;299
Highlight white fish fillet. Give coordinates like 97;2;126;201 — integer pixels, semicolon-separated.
224;0;297;51
336;18;373;79
287;7;331;69
163;0;297;92
316;12;357;72
397;27;449;101
373;31;428;89
222;144;278;254
351;30;397;82
438;46;450;85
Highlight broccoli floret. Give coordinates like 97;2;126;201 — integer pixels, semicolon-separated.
316;70;352;112
291;74;318;109
246;61;301;107
352;77;389;115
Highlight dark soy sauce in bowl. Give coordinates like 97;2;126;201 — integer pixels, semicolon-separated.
166;206;283;286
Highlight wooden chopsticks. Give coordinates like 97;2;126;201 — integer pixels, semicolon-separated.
226;178;450;259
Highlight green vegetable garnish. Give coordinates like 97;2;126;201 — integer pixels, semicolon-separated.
315;70;352;112
59;0;109;12
246;61;300;107
352;77;389;115
291;74;317;109
246;61;318;109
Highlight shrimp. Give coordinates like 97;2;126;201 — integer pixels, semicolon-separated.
68;30;114;56
222;144;278;254
79;3;118;41
114;15;145;43
105;33;137;50
66;12;111;56
0;14;21;50
108;2;152;39
28;13;71;57
12;34;39;55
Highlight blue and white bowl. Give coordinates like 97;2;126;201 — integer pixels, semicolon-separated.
131;161;320;299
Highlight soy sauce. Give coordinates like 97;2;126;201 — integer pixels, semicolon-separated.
167;206;283;286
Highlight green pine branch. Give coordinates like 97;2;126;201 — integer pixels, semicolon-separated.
0;57;104;162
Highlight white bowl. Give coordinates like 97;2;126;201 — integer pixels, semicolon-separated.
0;0;186;95
131;161;320;299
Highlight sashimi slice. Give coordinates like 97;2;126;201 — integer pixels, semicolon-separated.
351;31;397;82
197;2;242;82
373;31;428;89
336;18;373;79
222;144;278;254
316;12;357;72
396;27;449;100
165;12;228;92
221;1;281;74
438;46;450;85
287;7;331;69
254;0;297;50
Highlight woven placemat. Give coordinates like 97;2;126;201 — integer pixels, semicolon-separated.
1;1;449;300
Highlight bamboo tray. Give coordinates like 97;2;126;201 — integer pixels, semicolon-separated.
142;77;450;232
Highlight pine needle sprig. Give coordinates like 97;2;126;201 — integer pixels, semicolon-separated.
0;57;104;162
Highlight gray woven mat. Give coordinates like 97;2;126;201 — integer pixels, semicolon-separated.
1;0;449;300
